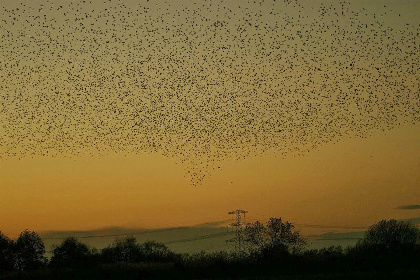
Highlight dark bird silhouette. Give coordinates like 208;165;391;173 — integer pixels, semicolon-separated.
0;0;418;185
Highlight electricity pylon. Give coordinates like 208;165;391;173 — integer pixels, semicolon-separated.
228;209;248;255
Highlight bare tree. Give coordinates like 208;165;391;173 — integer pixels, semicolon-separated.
243;217;306;257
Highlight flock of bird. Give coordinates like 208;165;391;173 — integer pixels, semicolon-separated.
0;0;418;184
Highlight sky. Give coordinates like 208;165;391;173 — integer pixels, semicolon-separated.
0;0;419;249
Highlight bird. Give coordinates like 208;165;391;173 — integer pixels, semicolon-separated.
0;0;418;185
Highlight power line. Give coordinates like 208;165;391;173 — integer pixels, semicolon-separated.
313;237;362;241
41;219;235;241
45;231;236;253
242;217;369;230
44;230;363;254
41;220;371;242
295;224;367;230
41;226;190;240
165;231;235;245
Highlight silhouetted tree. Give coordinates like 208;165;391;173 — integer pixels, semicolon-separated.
50;237;94;268
15;230;46;270
243;217;306;258
0;231;15;271
243;221;266;251
266;218;306;253
101;236;142;263
183;250;236;268
345;219;420;271
139;241;179;262
317;245;344;260
357;219;419;249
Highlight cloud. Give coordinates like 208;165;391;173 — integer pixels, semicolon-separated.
395;205;420;210
306;231;364;250
405;217;420;225
308;231;364;240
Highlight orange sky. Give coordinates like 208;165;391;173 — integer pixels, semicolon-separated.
1;122;419;237
0;0;419;238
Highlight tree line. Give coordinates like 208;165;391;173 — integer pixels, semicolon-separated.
1;218;419;279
